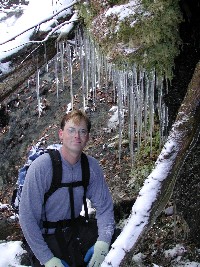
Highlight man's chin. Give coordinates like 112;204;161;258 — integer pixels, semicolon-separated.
71;145;83;153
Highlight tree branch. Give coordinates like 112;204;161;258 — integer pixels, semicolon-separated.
3;16;78;54
0;0;77;46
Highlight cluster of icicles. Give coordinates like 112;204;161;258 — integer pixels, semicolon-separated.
34;27;168;165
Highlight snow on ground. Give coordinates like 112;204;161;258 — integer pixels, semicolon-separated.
0;240;28;267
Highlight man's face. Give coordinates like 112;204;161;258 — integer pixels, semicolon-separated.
59;118;89;154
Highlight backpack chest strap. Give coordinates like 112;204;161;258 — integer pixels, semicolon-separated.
44;181;83;205
43;150;90;230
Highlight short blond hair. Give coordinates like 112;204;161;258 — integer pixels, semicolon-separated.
60;109;91;132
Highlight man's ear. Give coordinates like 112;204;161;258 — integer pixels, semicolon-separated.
58;129;63;141
86;133;90;142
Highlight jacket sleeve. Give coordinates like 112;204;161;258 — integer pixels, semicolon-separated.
19;154;54;265
86;156;115;245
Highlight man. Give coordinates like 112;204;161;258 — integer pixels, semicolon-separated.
19;109;115;267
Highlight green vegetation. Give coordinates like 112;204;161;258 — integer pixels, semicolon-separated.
128;126;162;194
76;0;183;79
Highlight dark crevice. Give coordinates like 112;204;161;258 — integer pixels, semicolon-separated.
165;0;200;130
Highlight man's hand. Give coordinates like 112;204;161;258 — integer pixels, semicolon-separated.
44;257;65;267
88;241;109;267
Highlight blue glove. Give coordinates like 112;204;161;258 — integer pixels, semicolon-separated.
84;246;94;263
61;260;69;267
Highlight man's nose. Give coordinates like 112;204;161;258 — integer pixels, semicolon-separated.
74;130;81;137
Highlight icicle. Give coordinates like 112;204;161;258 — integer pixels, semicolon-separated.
79;32;86;110
83;32;89;106
121;69;126;107
164;79;169;139
85;33;92;102
143;71;148;146
129;66;136;166
149;72;155;156
59;41;65;91
100;53;105;90
74;28;79;62
96;52;102;91
117;70;125;164
107;62;112;85
74;30;77;58
66;43;73;110
91;39;96;102
44;43;48;72
55;42;59;98
157;77;163;149
111;65;117;104
36;62;41;117
125;70;129;107
134;69;141;152
104;54;108;91
139;69;145;148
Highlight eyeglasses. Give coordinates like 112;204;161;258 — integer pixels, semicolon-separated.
66;127;88;137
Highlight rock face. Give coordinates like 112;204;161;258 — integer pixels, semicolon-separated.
0;60;74;189
166;0;200;245
174;134;200;245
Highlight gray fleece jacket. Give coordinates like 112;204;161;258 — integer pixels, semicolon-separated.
19;150;115;265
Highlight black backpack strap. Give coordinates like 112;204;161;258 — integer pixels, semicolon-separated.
43;151;90;229
42;150;91;266
81;153;90;220
81;153;90;188
44;149;62;205
69;153;90;221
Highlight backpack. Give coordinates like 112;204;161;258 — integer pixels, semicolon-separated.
11;143;61;211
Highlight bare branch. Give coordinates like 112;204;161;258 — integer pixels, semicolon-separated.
2;17;78;53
